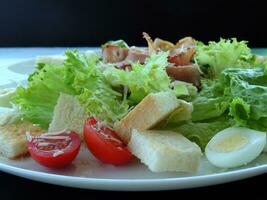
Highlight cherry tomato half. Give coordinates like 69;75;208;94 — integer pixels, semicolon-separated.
27;131;81;168
84;117;133;165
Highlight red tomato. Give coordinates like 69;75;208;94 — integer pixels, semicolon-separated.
28;131;81;168
84;117;133;165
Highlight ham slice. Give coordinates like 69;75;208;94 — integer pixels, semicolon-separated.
143;32;157;54
127;48;149;64
116;48;149;69
166;37;199;86
166;65;201;87
102;45;129;63
168;47;196;66
173;37;196;49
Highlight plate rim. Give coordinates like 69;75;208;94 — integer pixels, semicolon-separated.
1;161;267;182
1;161;267;191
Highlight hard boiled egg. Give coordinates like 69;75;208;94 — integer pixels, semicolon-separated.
205;127;266;168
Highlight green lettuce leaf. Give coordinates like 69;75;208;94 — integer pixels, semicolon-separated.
163;115;234;150
104;51;171;105
195;38;256;79
192;66;267;129
171;81;198;101
13;50;129;129
190;66;267;126
159;99;193;126
13;63;78;128
104;51;198;104
162;66;267;149
221;67;267;126
65;50;129;122
191;79;230;121
229;98;250;125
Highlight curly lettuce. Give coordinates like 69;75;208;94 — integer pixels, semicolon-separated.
195;38;256;79
13;63;77;128
103;51;171;104
104;51;198;104
13;50;129;129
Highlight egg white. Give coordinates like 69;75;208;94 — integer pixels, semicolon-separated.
205;127;266;168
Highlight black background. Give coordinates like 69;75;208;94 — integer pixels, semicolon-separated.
1;0;267;198
0;0;267;47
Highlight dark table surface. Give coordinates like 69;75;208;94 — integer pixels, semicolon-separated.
1;170;266;199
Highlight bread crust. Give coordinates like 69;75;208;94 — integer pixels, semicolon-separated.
128;129;202;172
114;92;179;143
49;93;88;139
0;122;45;159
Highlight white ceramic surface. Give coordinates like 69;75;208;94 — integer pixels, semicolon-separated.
1;56;267;191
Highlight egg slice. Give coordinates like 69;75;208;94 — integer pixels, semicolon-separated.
205;127;266;168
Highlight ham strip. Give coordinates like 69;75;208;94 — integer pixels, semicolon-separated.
166;65;201;87
102;45;129;63
116;48;149;69
173;37;196;49
143;32;157;54
101;34;201;87
168;47;196;66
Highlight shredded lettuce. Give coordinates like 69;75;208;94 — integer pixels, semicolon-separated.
13;50;129;129
195;38;256;79
104;51;198;104
65;51;129;123
104;51;171;105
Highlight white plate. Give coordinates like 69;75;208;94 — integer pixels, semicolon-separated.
1;58;267;191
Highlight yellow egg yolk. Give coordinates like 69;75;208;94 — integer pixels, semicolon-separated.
211;134;249;153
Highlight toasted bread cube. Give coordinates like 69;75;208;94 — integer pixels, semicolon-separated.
0;122;44;159
128;129;201;173
114;92;179;143
49;93;88;139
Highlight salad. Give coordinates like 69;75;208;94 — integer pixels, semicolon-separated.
0;32;267;172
